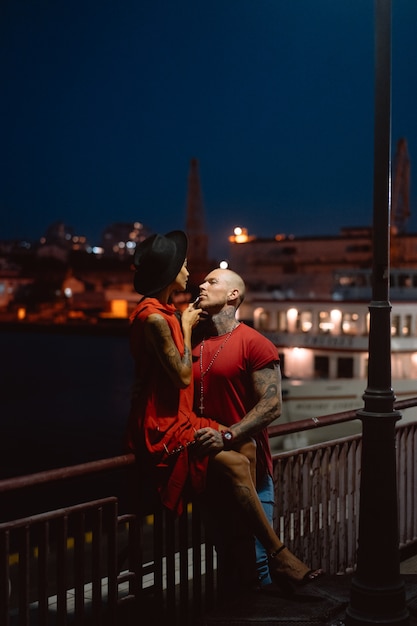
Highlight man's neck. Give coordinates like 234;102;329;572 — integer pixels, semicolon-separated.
208;308;238;336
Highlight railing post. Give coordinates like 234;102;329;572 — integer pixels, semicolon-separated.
345;1;409;624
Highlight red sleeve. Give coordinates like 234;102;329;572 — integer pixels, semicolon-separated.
243;326;279;373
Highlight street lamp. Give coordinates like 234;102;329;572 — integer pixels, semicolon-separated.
345;1;409;624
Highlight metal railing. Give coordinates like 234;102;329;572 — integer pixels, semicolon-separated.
1;399;416;625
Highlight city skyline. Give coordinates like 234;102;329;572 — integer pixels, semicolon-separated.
2;1;417;259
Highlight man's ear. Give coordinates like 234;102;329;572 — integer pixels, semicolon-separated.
227;288;239;303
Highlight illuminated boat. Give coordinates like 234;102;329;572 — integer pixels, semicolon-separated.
238;268;417;449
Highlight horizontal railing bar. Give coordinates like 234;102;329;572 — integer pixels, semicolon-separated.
268;397;417;438
268;408;358;438
0;497;118;531
1;397;416;496
0;454;135;494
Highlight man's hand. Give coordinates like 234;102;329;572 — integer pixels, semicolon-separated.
193;427;225;455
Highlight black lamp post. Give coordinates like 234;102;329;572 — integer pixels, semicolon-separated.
345;1;409;624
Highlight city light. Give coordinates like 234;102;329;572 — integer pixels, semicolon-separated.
228;226;255;244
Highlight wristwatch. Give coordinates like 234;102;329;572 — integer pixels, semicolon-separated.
221;430;234;450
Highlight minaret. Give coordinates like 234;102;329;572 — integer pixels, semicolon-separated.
185;158;209;288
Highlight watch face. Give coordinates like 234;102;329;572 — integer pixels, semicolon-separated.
224;432;232;440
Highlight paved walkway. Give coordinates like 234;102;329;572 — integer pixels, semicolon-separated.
10;555;417;625
402;553;417;575
202;558;417;626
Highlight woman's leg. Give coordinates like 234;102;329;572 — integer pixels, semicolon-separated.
210;447;323;583
232;439;257;486
233;441;274;585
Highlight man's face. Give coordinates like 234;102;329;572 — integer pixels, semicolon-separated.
199;270;231;311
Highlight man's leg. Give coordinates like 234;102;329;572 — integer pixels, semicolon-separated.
255;473;275;587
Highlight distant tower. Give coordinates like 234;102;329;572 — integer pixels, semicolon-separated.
185;158;209;288
391;137;411;234
390;138;411;266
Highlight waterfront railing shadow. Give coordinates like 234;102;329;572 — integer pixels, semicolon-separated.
1;399;416;626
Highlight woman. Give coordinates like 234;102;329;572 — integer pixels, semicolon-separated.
125;230;323;590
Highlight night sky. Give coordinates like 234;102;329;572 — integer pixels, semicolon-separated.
2;0;417;259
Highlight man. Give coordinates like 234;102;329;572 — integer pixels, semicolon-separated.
192;267;281;589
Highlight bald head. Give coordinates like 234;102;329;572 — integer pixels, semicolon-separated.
220;269;246;305
199;268;246;310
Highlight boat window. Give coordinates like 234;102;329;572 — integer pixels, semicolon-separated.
318;311;332;333
403;315;412;336
341;312;360;335
298;310;313;332
391;315;400;336
258;310;270;331
314;355;329;378
337;274;354;287
345;244;372;254
277;310;287;331
398;274;412;288
287;308;313;332
337;357;354;378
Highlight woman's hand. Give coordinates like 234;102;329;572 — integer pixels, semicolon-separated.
181;303;202;331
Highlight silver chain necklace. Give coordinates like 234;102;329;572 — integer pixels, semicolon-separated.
198;323;239;414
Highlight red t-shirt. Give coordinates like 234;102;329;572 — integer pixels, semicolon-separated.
192;323;279;484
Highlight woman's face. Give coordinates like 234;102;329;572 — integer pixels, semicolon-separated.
173;260;189;291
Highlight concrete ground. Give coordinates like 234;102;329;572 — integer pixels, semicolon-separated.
201;556;417;626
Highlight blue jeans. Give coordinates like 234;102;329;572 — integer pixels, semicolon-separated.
256;473;274;586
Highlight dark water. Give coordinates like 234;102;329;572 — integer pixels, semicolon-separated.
0;329;133;479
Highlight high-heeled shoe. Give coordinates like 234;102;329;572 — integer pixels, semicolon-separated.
269;545;325;594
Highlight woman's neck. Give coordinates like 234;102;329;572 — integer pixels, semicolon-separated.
150;286;172;304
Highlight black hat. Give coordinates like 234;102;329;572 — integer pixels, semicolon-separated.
133;230;188;296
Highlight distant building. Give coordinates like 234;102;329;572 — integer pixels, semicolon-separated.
227;226;417;298
101;222;152;258
0;259;32;310
37;221;90;261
